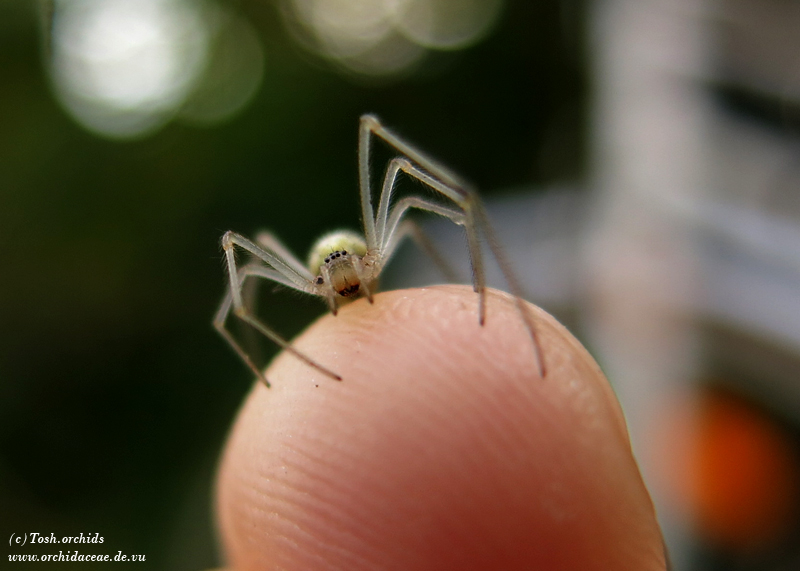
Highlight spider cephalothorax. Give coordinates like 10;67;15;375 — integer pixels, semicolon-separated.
323;252;362;298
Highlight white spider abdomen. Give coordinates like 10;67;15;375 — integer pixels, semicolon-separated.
307;230;367;274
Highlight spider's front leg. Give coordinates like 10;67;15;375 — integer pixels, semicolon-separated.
215;231;342;386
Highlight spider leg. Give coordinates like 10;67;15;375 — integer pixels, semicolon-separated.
217;233;342;385
214;265;306;388
370;156;487;323
383;192;547;378
476;203;547;377
360;114;467;191
319;265;340;315
214;287;268;386
255;230;314;279
222;231;312;306
404;219;462;284
349;258;375;303
380;200;464;283
359;114;470;248
360;116;546;377
358;116;379;250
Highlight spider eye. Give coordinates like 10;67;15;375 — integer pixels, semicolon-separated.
316;277;323;285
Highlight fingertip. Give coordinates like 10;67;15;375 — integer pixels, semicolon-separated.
216;286;666;570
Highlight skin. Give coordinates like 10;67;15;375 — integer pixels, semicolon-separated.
215;285;668;571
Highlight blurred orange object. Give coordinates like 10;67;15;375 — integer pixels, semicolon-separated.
656;390;799;550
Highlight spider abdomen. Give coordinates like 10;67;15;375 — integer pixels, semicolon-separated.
307;230;367;274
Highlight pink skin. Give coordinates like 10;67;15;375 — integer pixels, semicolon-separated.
216;285;667;571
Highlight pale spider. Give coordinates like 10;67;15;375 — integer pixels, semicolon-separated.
214;114;545;387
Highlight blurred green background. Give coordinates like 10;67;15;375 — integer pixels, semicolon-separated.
0;1;586;568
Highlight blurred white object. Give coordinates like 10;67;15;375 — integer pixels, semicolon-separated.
48;0;263;138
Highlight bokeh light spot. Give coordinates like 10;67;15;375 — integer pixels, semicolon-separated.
50;0;209;138
48;0;264;139
310;0;395;58
178;7;265;126
281;0;505;78
394;0;505;50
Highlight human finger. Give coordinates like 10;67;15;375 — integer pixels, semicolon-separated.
216;285;667;571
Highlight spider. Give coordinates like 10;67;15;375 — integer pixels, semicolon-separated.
214;114;545;387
